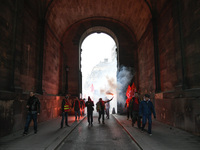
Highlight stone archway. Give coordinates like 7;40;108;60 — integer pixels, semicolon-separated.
79;26;119;70
79;27;119;112
60;18;138;97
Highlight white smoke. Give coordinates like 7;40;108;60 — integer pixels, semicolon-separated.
82;63;134;114
81;33;135;114
82;59;117;113
117;66;135;104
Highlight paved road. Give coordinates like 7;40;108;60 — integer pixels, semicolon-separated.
57;115;140;150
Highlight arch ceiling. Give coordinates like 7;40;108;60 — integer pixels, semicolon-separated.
45;0;152;42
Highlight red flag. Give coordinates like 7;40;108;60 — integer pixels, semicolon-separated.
91;84;94;93
126;83;137;98
131;82;137;92
130;82;137;97
126;85;132;98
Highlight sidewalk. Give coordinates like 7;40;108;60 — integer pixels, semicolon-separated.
1;114;200;150
0;116;85;150
113;114;200;150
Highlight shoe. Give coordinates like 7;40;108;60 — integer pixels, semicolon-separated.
91;123;93;126
23;131;27;135
66;124;70;127
98;120;100;124
102;121;105;124
34;130;37;134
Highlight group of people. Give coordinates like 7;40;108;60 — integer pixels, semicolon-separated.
61;95;86;128
125;92;156;135
60;95;113;127
22;91;156;136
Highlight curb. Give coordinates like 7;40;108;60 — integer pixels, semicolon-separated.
112;115;143;150
46;116;86;150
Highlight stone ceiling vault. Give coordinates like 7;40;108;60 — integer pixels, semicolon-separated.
45;0;152;42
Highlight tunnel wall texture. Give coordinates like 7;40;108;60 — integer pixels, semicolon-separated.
138;0;200;135
0;0;63;137
0;91;63;137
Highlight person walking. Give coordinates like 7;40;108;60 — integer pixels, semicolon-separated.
139;94;156;135
73;97;81;121
105;101;110;119
85;96;94;126
125;98;131;120
80;98;85;116
96;97;113;124
23;91;40;135
60;95;70;128
129;92;141;128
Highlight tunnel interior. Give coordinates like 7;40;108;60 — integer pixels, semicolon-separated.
0;0;200;137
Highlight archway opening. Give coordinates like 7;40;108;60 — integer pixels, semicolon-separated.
81;33;117;113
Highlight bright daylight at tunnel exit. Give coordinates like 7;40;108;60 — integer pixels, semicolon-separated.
81;33;117;113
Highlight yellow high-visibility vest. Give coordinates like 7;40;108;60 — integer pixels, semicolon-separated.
64;101;70;112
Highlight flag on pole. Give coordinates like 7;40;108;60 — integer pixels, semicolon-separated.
126;82;137;98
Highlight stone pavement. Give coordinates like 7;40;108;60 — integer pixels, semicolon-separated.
113;114;200;150
0;114;200;150
0;116;86;150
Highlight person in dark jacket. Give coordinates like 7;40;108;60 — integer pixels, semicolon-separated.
125;98;131;120
96;97;113;124
129;92;141;128
139;94;156;135
60;95;70;128
80;98;85;116
23;92;40;135
85;96;94;126
73;97;81;120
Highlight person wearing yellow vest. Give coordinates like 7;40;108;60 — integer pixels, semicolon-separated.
60;95;70;128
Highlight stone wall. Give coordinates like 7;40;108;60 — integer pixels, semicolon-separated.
0;0;64;137
0;91;63;137
0;0;42;92
138;22;156;94
43;24;61;95
137;0;200;135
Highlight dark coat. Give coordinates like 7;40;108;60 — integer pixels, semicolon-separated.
73;100;80;111
139;100;156;117
85;101;94;112
27;96;40;113
129;97;140;112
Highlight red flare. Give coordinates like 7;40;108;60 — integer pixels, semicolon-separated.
106;91;114;96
